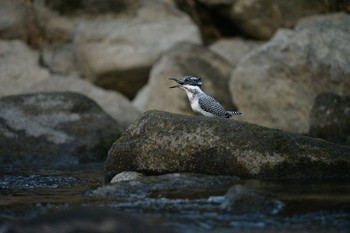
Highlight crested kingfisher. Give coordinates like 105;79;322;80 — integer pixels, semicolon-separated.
169;76;242;118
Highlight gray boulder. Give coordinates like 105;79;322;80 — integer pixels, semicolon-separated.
0;92;122;169
230;14;350;133
104;110;350;182
309;93;350;146
74;0;201;98
145;42;237;115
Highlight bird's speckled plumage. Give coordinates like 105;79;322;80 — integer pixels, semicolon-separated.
169;76;242;118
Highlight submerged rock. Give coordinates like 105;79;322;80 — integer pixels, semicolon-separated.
220;185;284;215
0;92;122;169
91;173;237;198
104;110;350;182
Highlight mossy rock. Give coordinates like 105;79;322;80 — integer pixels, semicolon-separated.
105;110;350;182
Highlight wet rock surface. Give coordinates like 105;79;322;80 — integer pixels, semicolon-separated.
105;110;350;182
91;173;238;198
0;92;122;168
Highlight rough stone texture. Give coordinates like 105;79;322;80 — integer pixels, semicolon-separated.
7;207;174;233
24;76;141;129
0;92;122;169
230;14;350;133
0;40;50;96
220;185;284;215
74;0;202;98
309;93;350;146
104;110;350;182
209;38;263;67
145;42;237;116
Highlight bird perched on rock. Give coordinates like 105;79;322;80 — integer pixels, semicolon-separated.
169;76;242;118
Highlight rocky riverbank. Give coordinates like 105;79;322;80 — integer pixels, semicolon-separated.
0;0;349;232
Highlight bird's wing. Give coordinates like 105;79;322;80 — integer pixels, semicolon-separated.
198;95;227;117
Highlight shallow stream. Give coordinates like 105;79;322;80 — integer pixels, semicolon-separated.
0;164;349;233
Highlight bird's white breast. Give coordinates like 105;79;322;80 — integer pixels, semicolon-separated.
183;88;215;117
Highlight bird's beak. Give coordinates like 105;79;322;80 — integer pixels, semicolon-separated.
168;78;182;88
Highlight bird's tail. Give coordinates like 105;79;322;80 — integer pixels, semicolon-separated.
225;111;242;118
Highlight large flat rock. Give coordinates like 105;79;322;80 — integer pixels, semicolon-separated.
104;110;350;182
